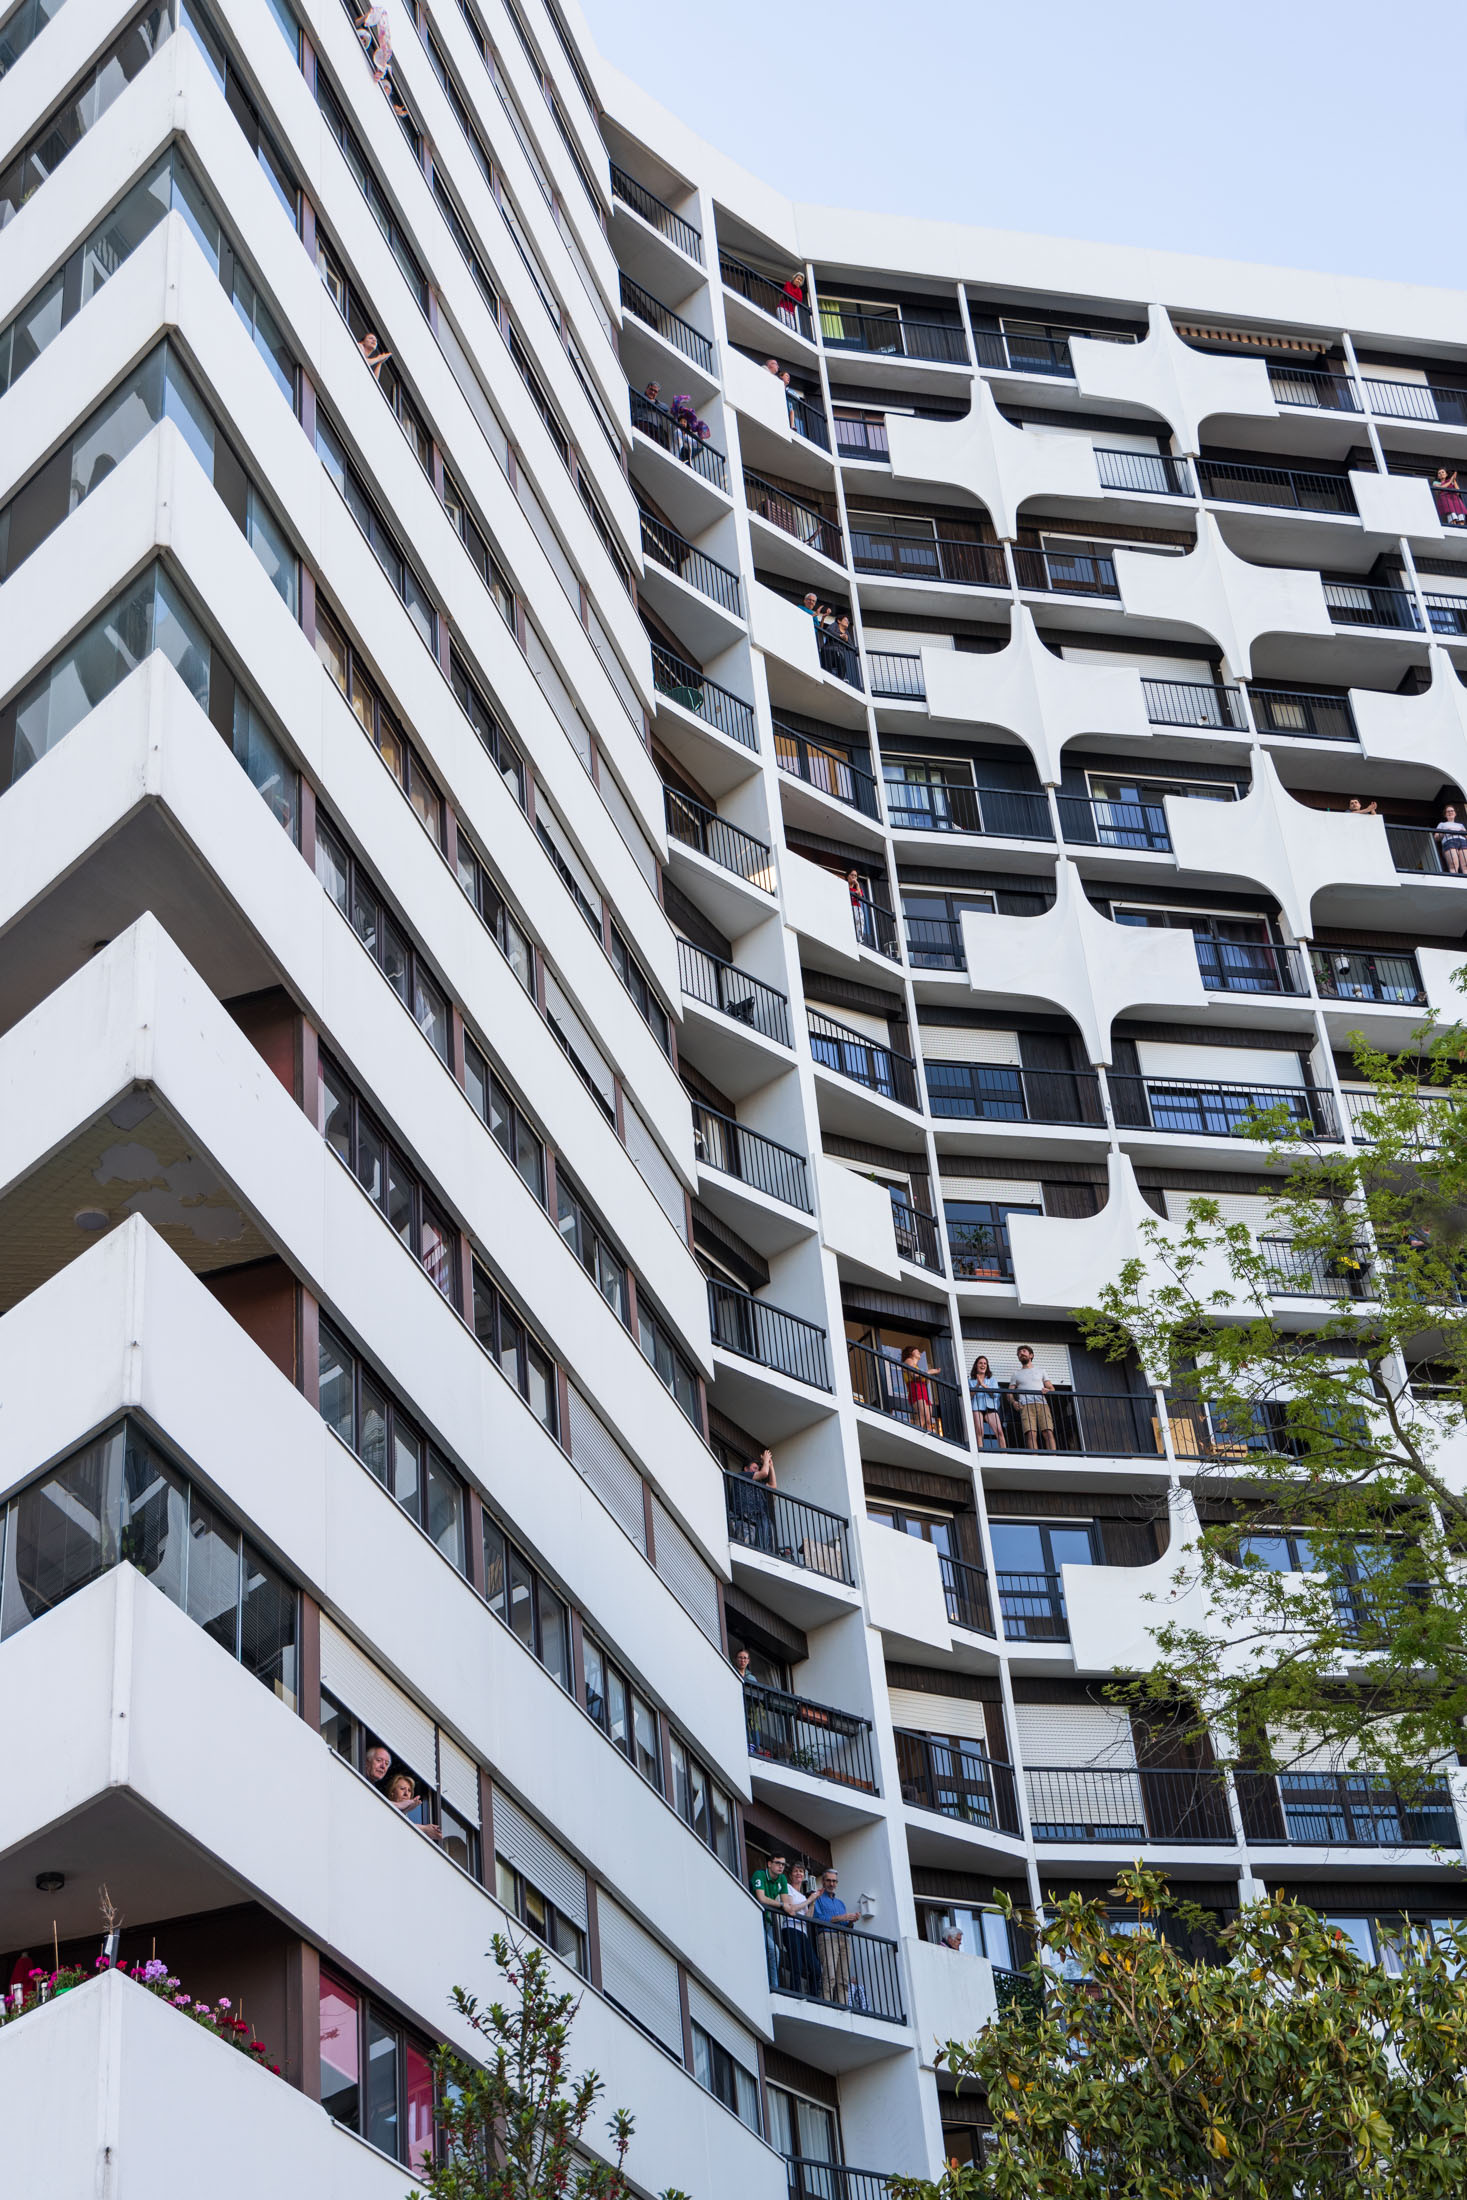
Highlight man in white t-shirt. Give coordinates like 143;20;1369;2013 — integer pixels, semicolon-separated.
1009;1344;1057;1451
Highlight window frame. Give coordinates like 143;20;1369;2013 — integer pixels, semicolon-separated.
316;1318;469;1570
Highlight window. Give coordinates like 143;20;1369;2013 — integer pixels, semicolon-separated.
581;1632;661;1788
510;327;571;466
433;169;502;318
691;2023;760;2129
1;0;183;229
637;1297;702;1426
315;415;437;651
942;1197;1038;1280
463;1036;545;1200
314;75;427;309
316;229;431;473
495;1856;587;1975
668;1733;739;1872
482;1513;571;1689
319;1974;436;2172
456;832;534;992
534;801;602;931
768;2083;839;2163
610;923;672;1055
315;815;450;1063
180;0;298;221
319;1691;480;1878
450;647;525;806
472;1263;558;1434
315;603;444;842
556;1172;629;1322
317;1321;468;1570
919;1903;1016;1966
442;466;517;625
318;1057;461;1308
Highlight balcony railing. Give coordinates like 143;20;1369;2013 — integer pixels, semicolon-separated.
723;1474;852;1582
1323;580;1421;631
1360;377;1467;428
905;914;968;970
785;390;831;449
1423;594;1467;638
630;391;728;489
1312;947;1425;1006
1195;938;1309;996
972;328;1073;377
1096;448;1192;496
947;1216;1014;1279
1196;457;1356;515
851;895;901;961
808;1008;920;1108
1236;1770;1458;1847
639;510;743;615
692;1100;812;1209
1164;1394;1317;1464
984;1392;1163;1458
1025;1765;1233;1844
822;309;968;364
1341;1087;1459;1149
609;163;703;261
649;643;755;750
720;251;813;338
1108;1075;1340;1141
766;1913;904;2021
890;1193;944;1271
787;2163;897;2200
709;1278;833;1388
745;1681;876;1789
1248;685;1357;743
1260;1236;1373;1299
664;786;775;888
847;1341;968;1448
1386;824;1452;876
884;782;1052;840
677;939;793;1045
867;650;924;700
814;627;864;689
942;1553;995;1634
1012;544;1120;598
996;1570;1068;1641
895;1732;1023;1834
927;1061;1106;1128
1143;676;1247;730
1268;366;1360;413
850;531;1007;590
773;720;881;817
834;415;890;461
1057;793;1169;851
619;272;715;373
744;471;845;563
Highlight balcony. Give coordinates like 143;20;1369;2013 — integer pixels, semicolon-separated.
1423;593;1467;638
630;391;729;491
1237;1771;1458;1847
1143;676;1247;731
947;1214;1014;1280
609;163;703;262
619;272;715;374
708;1278;833;1387
664;786;776;889
1057;792;1171;852
850;531;1007;591
1248;685;1357;742
890;1192;943;1272
649;640;758;748
905;913;968;970
941;1553;995;1634
851;894;901;961
972;328;1072;377
773;720;881;818
745;1681;877;1790
1013;544;1121;599
821;307;968;365
1387;824;1457;877
639;510;743;615
1312;946;1425;1006
868;650;923;700
1196;456;1356;516
1194;938;1309;996
895;1732;1023;1835
1322;579;1421;631
720;250;813;339
885;781;1053;841
847;1341;968;1449
1108;1075;1340;1141
787;2164;899;2200
765;1913;905;2023
723;1475;853;1582
808;1010;920;1109
926;1061;1106;1128
834;415;890;462
1025;1765;1233;1844
996;1570;1067;1640
745;472;845;564
787;391;832;450
692;1099;813;1209
1095;448;1193;496
982;1392;1162;1458
1268;366;1360;413
1260;1235;1373;1299
1360;377;1467;428
678;939;793;1045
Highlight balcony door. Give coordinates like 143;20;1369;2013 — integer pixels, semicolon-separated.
882;752;974;829
943;1195;1038;1281
989;1519;1095;1640
1113;901;1284;992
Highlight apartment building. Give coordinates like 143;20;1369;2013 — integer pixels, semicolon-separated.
0;0;1465;2187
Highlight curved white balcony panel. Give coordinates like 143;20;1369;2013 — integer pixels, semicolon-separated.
1007;1153;1231;1344
815;1157;902;1281
863;1525;953;1658
958;861;1206;1064
885;377;1094;539
1114;512;1333;675
750;578;854;716
1070;304;1277;449
923;606;1150;782
1164;750;1395;939
904;1938;997;2071
1415;945;1467;1020
1062;1490;1208;1674
783;853;864;969
1350;470;1444;543
1353;647;1467;780
727;343;799;441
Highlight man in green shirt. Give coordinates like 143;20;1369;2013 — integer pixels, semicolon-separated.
751;1854;789;1988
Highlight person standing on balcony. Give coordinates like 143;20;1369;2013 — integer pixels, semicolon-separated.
733;1448;777;1554
778;1868;823;1995
1434;805;1467;876
969;1353;1007;1449
751;1853;790;1988
901;1343;938;1434
778;272;806;327
811;1868;860;2006
1010;1345;1057;1451
1433;468;1467;526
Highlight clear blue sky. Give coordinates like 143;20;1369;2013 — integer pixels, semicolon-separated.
579;0;1467;293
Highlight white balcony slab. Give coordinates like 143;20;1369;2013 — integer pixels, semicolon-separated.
1164;750;1396;939
816;1157;902;1281
727;343;801;440
1352;646;1467;781
1062;1492;1207;1675
1071;305;1277;450
904;1938;997;2070
886;378;1095;538
1115;512;1333;675
923;605;1150;782
1350;470;1444;543
784;852;865;968
863;1523;953;1658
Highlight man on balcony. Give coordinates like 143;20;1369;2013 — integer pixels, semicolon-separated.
811;1868;861;2007
751;1853;791;1988
1010;1345;1057;1451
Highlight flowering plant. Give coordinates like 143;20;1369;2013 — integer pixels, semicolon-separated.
1;1956;281;2074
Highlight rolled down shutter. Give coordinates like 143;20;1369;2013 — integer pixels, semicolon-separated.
686;1978;757;2073
1014;1703;1135;1767
624;1099;690;1237
543;972;618;1116
567;1387;648;1552
597;1897;684;2056
437;1732;481;1824
889;1689;989;1741
920;1026;1021;1065
651;1496;722;1645
492;1787;588;1930
320;1617;436;1782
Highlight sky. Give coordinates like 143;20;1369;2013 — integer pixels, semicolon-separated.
578;0;1467;294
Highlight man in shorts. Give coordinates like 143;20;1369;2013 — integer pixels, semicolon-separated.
1010;1344;1057;1451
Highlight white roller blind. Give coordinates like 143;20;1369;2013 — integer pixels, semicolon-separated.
1062;649;1209;685
493;1788;588;1929
941;1175;1042;1203
516;471;580;605
320;1617;437;1782
597;1897;684;2055
1162;1190;1278;1232
588;604;645;727
437;1732;481;1824
921;1027;1021;1065
623;1101;689;1237
435;310;511;472
1136;1041;1304;1086
827;1005;892;1043
686;1978;756;2073
964;1340;1072;1387
535;802;603;918
598;765;660;891
1015;1703;1135;1767
566;1386;648;1551
543;971;618;1115
889;1688;990;1741
651;1497;721;1645
865;627;951;652
526;624;592;766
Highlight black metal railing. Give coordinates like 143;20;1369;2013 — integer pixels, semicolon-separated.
896;1732;1023;1834
1025;1765;1233;1844
850;532;1007;590
1386;824;1450;877
692;1100;812;1209
619;272;715;373
851;895;901;961
1340;1087;1461;1148
890;1193;944;1272
972;328;1073;377
822;309;968;365
1260;1236;1374;1299
947;1216;1014;1279
609;163;703;260
996;1570;1068;1641
1142;676;1247;730
785;390;831;449
773;720;881;816
1013;544;1120;597
834;414;890;461
1423;594;1467;638
884;782;1053;840
905;914;969;970
1196;456;1356;515
745;1681;876;1788
1236;1771;1458;1847
1096;448;1192;496
1194;938;1309;996
677;939;793;1045
867;650;924;699
664;786;775;888
808;1008;920;1108
744;470;845;562
649;641;758;749
1248;686;1357;742
1163;1394;1313;1464
639;510;743;614
629;391;728;489
1312;947;1425;1006
709;1278;832;1388
942;1553;995;1634
719;251;813;338
993;1969;1043;2021
1360;377;1467;428
1108;1075;1340;1141
1268;366;1360;413
812;626;864;689
787;2162;895;2200
723;1474;852;1581
766;1914;904;2021
1057;793;1170;852
926;1062;1106;1127
1323;580;1421;631
847;1341;968;1448
984;1392;1163;1457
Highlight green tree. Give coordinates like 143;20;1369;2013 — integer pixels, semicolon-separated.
891;1869;1467;2199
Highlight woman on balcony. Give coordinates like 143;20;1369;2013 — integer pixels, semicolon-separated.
1433;805;1467;876
777;1869;823;1995
969;1354;1006;1449
1433;468;1467;527
901;1344;938;1434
